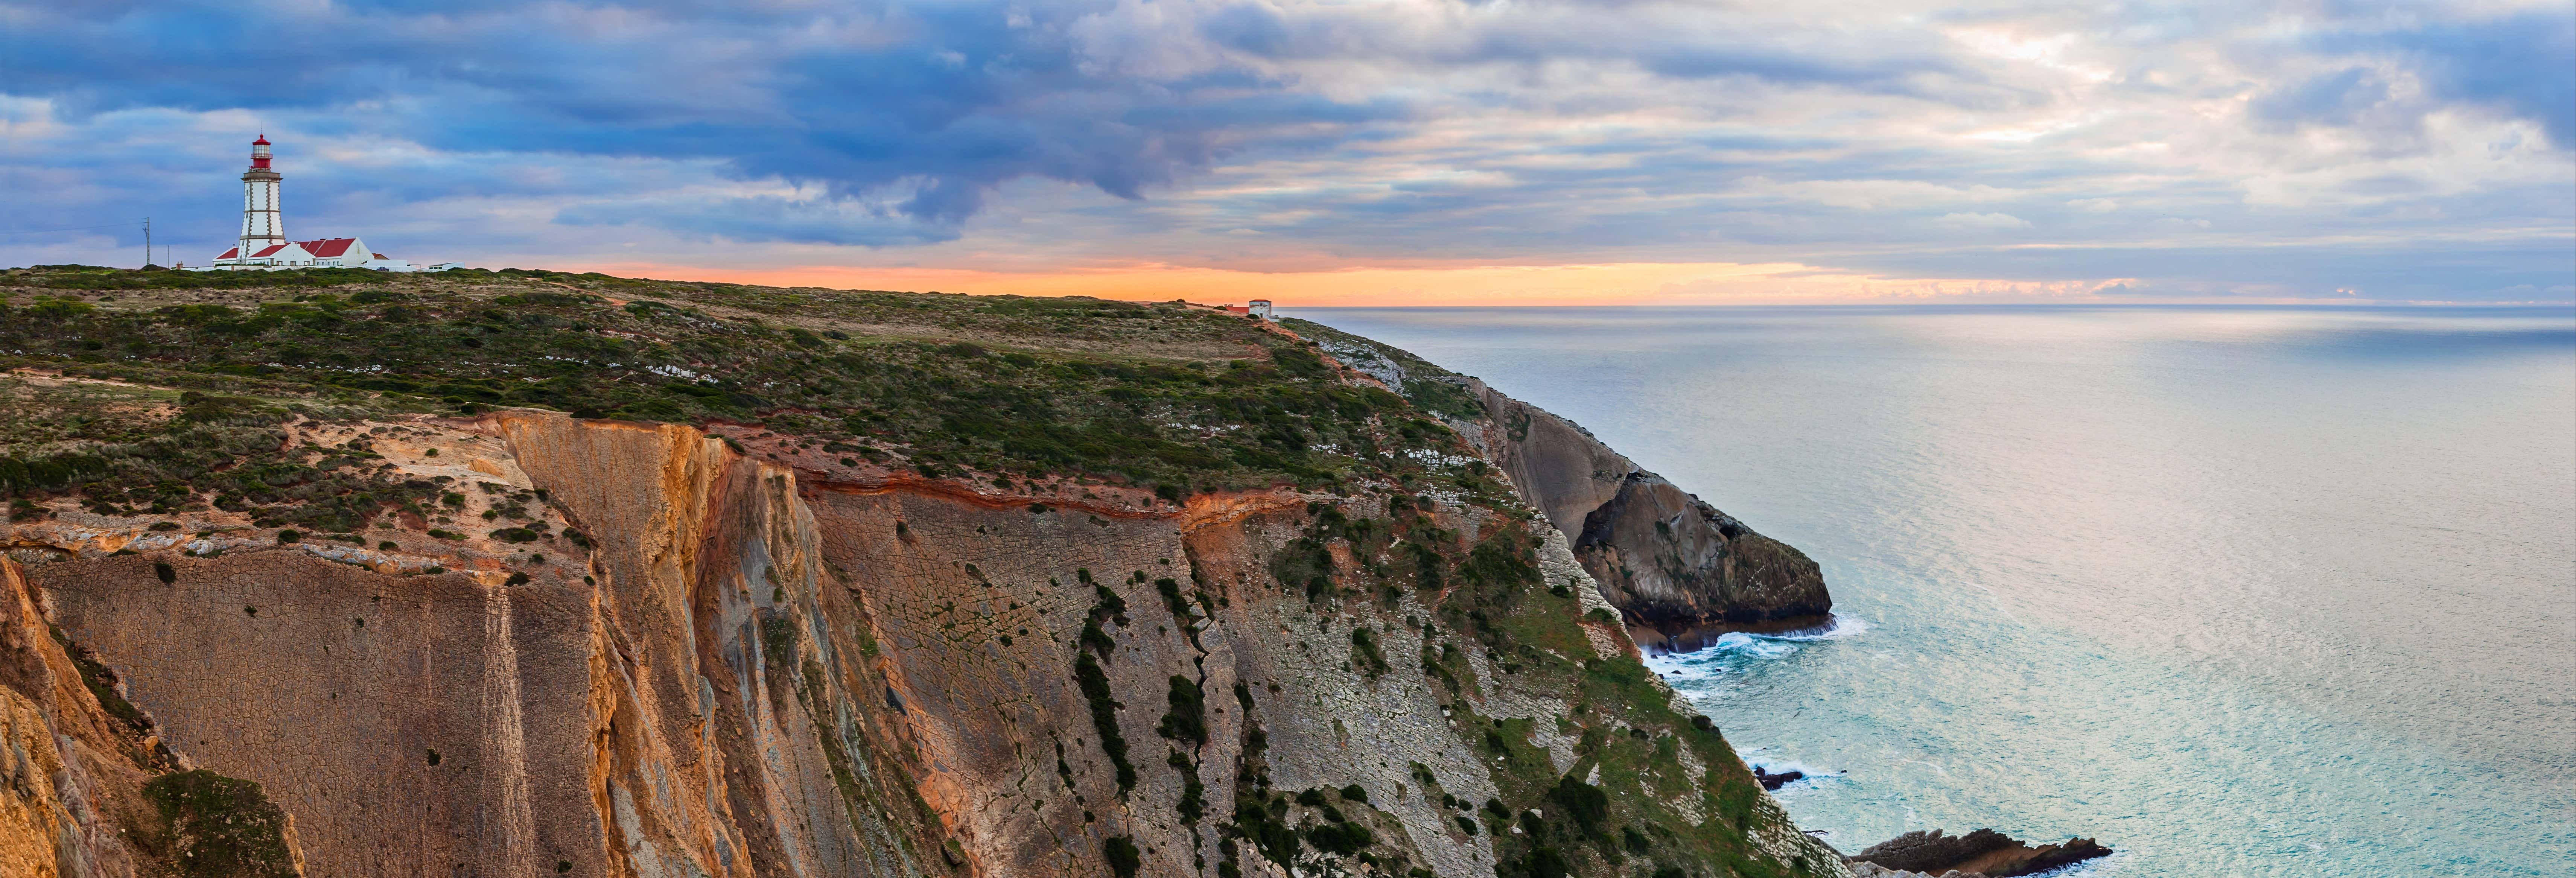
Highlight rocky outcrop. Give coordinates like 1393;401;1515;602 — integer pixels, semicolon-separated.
1844;864;1969;878
1293;320;1833;651
1750;766;1805;791
3;410;1848;878
1850;828;2112;878
1462;384;1832;645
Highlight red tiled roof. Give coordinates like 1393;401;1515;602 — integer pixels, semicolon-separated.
372;253;387;260
298;237;358;258
252;244;291;257
216;247;240;260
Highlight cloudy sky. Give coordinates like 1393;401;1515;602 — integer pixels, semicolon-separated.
3;0;2568;303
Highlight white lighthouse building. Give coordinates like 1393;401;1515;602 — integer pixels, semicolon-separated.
207;136;420;271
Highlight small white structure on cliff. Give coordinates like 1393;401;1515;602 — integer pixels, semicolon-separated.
205;136;418;271
1219;300;1276;321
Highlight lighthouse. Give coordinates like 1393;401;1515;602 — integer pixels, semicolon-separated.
207;135;420;271
239;135;285;258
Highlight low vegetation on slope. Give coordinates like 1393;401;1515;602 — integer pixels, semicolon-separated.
2;265;1488;509
1223;503;1819;878
1280;317;1489;422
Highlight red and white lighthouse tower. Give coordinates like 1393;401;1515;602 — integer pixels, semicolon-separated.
206;134;421;271
238;135;285;257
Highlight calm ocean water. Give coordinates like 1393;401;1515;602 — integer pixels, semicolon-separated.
1295;305;2576;877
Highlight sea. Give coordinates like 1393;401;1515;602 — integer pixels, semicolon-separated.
1293;304;2575;877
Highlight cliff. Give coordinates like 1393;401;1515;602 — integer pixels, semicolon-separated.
1289;322;1833;651
0;266;1848;877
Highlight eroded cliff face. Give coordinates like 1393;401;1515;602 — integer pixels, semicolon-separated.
0;557;163;878
1297;323;1833;651
2;410;1845;878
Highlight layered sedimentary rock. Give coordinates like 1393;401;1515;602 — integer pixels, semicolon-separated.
2;410;1847;878
1298;323;1833;650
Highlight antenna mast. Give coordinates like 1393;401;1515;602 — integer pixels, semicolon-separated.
143;217;153;268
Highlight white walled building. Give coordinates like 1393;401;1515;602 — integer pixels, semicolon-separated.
1220;300;1277;321
205;136;418;271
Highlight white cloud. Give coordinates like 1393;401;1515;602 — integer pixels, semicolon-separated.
1937;212;2033;230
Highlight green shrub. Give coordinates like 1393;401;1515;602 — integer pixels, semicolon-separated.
1158;675;1207;746
1548;773;1610;832
141;769;299;878
1350;628;1390;677
1074;651;1136;794
1305;821;1375;855
1523;847;1572;878
1103;836;1141;878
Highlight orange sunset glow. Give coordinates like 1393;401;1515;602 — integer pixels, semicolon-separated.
551;261;2144;306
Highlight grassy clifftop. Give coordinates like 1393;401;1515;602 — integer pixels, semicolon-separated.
3;266;1509;514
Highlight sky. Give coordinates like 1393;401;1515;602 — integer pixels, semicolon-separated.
2;0;2570;304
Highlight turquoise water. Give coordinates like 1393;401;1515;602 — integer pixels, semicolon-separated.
1295;306;2576;877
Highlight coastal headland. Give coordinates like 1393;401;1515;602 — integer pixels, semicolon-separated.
0;265;2095;877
